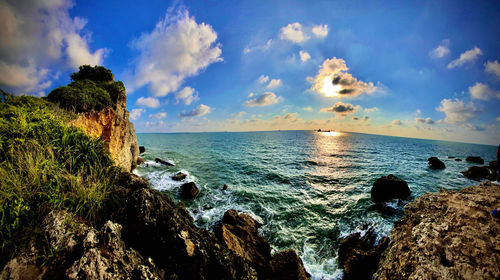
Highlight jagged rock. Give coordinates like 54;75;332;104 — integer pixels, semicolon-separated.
121;187;258;280
466;156;484;164
270;249;310;280
338;229;389;280
69;88;139;172
489;160;498;170
154;158;174;166
117;172;150;190
179;182;199;199
455;158;462;161
223;184;229;191
374;182;500;279
461;166;492;181
139;146;146;154
370;175;410;203
428;157;445;170
172;172;187;181
137;157;145;165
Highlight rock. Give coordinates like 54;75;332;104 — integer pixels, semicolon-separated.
428;157;445;170
270;249;310;280
154;158;174;166
466;156;484;164
203;204;213;210
137;157;145;165
121;187;257;280
117;172;150;190
223;184;229;191
69;87;139;172
455;158;462;161
172;172;187;181
370;174;410;203
179;182;199;199
489;160;498;170
338;228;389;280
448;156;455;159
461;166;492;181
139;146;145;154
374;182;500;279
214;209;272;277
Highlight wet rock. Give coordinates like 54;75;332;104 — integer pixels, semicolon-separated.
448;156;455;159
154;158;174;166
139;146;146;154
338;228;389;280
214;209;272;277
466;156;484;164
489;160;498;170
203;204;214;210
223;184;229;191
428;157;446;170
461;166;492;181
172;172;187;181
270;249;310;280
179;182;199;199
370;174;410;203
455;158;462;161
374;182;500;279
137;157;145;165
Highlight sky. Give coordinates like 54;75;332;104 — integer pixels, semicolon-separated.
1;0;500;145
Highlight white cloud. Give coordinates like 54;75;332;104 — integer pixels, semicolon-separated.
257;75;269;84
129;7;222;97
312;24;328;38
447;47;482;69
436;98;479;124
391;120;403;125
415;117;435;124
320;102;358;115
243;39;273;55
429;39;450;58
179;104;212;117
280;22;308;43
175;86;199;105
248;92;254;98
266;79;282;89
0;0;107;94
150;112;167;119
485;60;500;79
468;82;500;100
299;50;311;63
244;92;280;107
130;108;145;120
364;107;379;113
303;106;312;111
136;97;160;108
310;57;376;98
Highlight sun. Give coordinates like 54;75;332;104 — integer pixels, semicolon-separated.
320;76;342;97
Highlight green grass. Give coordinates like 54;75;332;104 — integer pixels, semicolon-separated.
0;94;121;264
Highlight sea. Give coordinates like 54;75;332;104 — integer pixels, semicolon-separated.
134;130;496;279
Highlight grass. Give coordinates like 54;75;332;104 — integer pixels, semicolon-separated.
0;93;121;265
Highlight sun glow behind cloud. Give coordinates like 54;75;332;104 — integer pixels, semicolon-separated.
321;76;342;97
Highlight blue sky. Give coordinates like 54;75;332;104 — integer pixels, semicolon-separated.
1;0;500;145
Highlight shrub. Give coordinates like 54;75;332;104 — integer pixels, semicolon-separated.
70;65;114;82
47;80;112;113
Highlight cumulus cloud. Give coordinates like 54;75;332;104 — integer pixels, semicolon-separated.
244;92;280;107
415;117;435;124
468;82;500;100
129;7;222;97
136;97;160;108
485;60;500;79
257;75;269;84
280;22;308;43
391;120;403;125
266;79;282;89
429;39;450;58
447;47;482;69
175;86;199;105
436;98;479;124
310;57;376;97
150;112;167;119
364;107;379;113
179;104;212;117
299;50;311;63
130;108;145;120
312;24;328;38
320;102;358;115
0;0;107;94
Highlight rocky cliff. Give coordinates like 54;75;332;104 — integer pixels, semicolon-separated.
69;86;139;172
374;182;500;279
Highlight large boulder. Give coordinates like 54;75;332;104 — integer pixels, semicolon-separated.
338;229;389;280
461;166;492;181
172;172;187;181
179;182;199;199
139;146;145;154
154;158;174;166
466;156;484;164
370;175;410;203
270;250;310;280
428;157;445;170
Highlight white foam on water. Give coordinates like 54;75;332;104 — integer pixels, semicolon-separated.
301;241;343;280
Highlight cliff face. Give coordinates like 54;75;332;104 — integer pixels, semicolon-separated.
374;182;500;279
69;88;139;172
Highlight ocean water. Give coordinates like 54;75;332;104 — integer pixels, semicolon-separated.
134;130;496;279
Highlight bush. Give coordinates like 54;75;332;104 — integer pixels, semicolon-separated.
70;65;114;82
47;80;112;113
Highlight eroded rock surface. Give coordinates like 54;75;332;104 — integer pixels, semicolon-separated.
374;182;500;280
